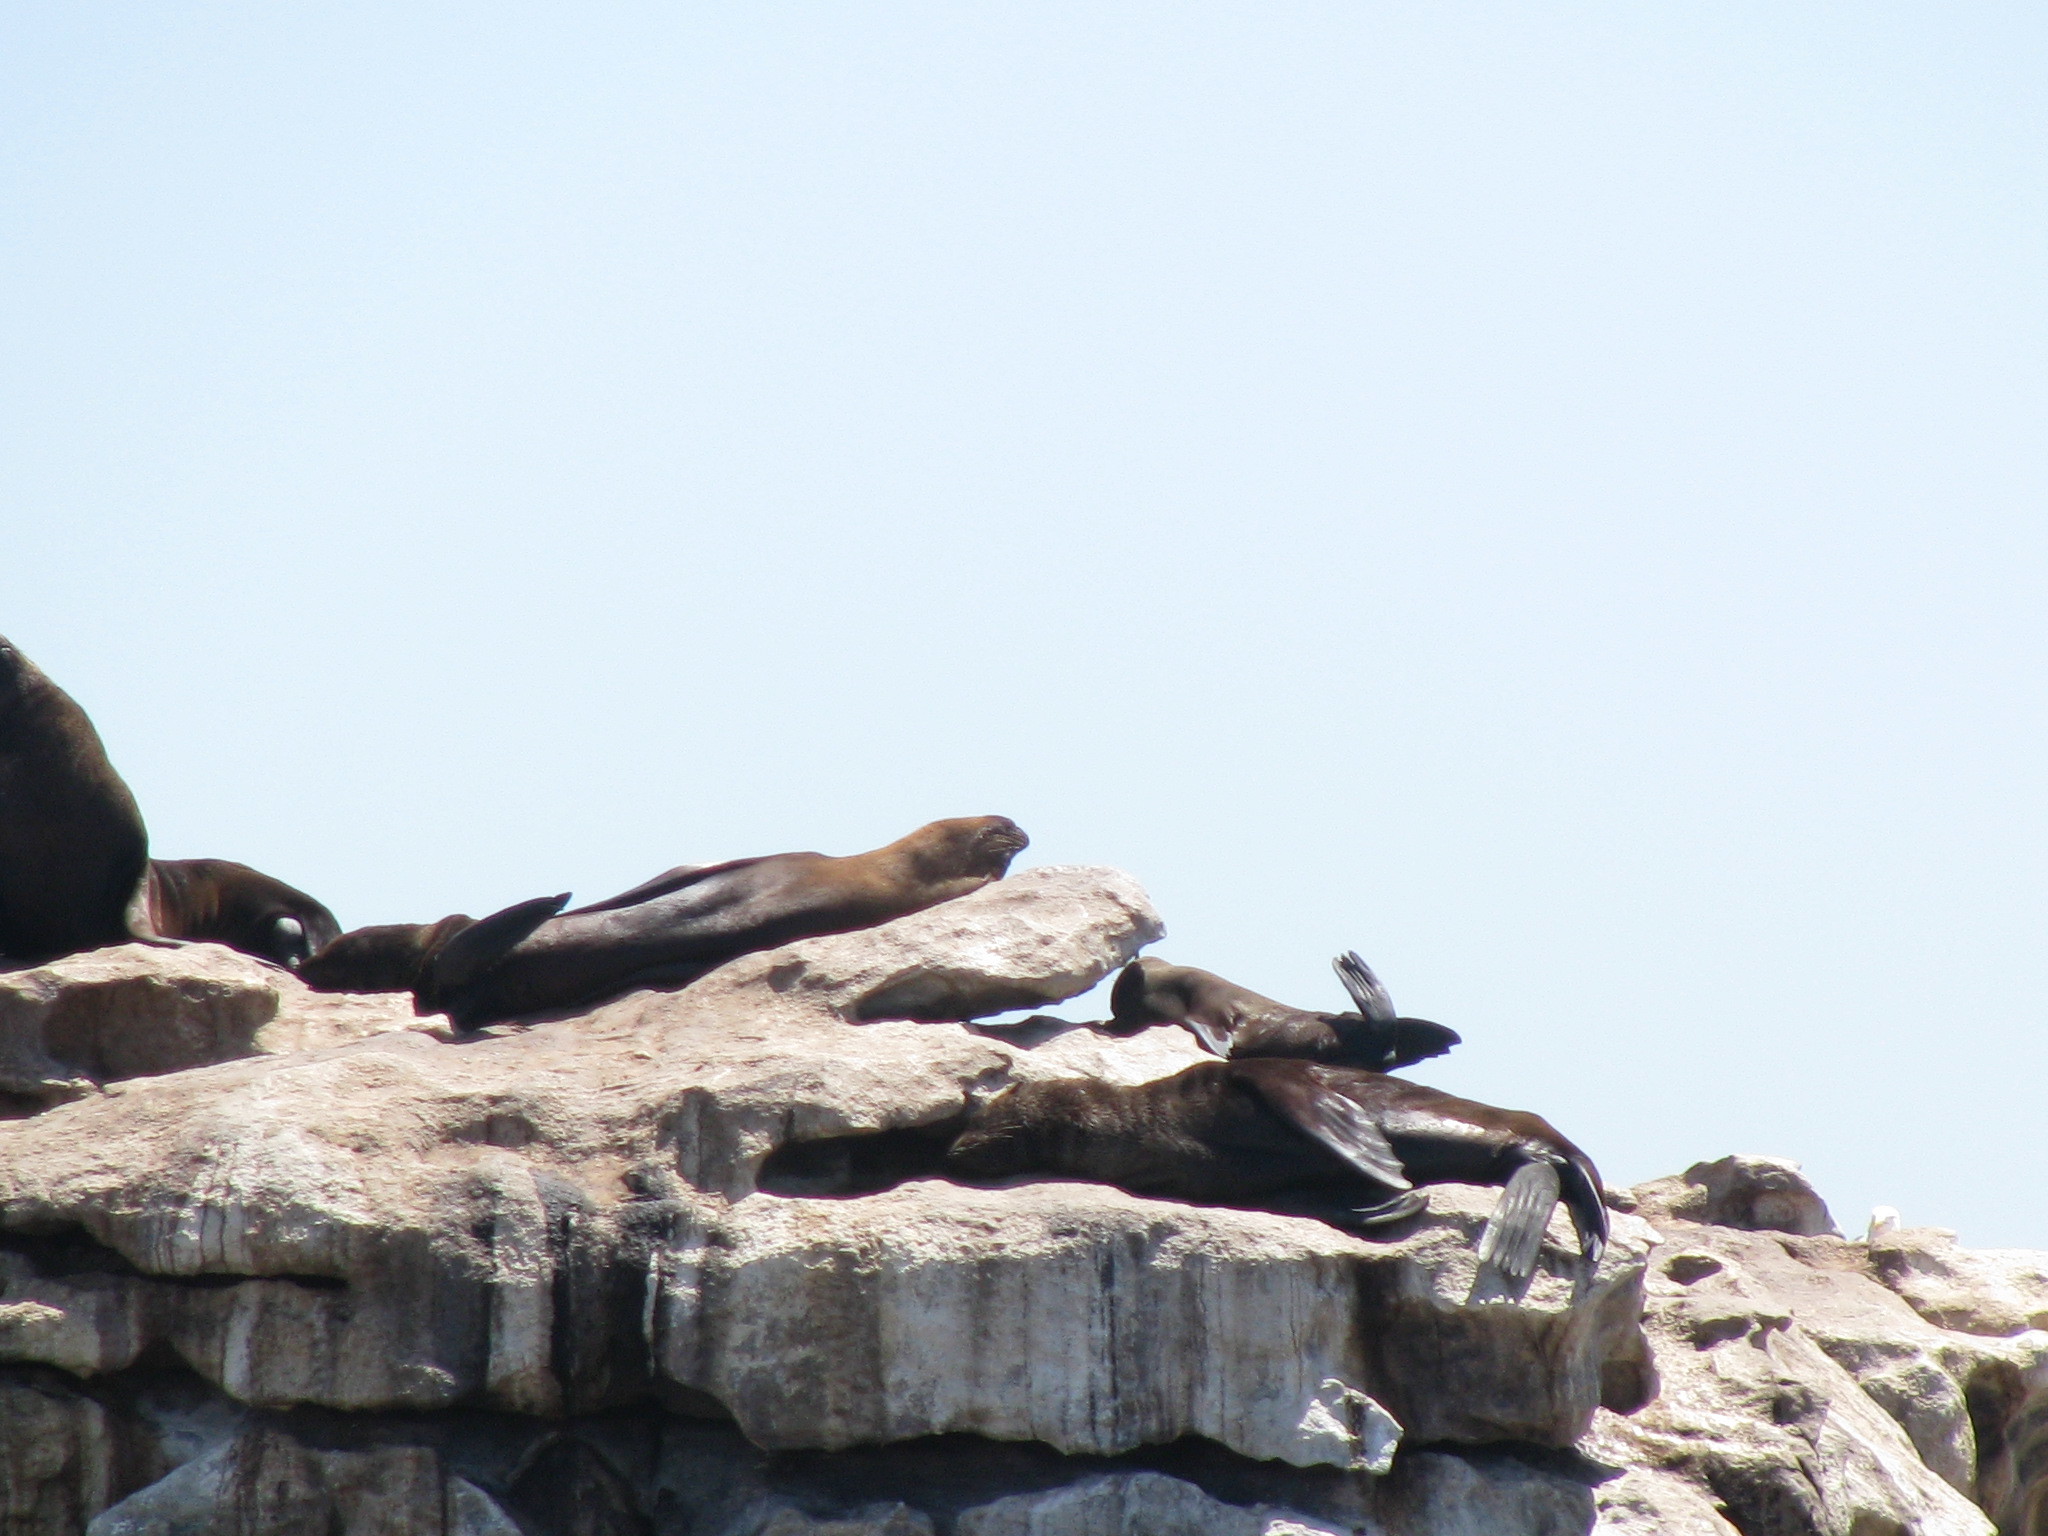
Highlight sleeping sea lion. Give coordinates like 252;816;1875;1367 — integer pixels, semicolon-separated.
416;815;1030;1028
145;858;342;969
0;634;158;963
945;1058;1606;1290
1109;950;1459;1069
299;915;477;994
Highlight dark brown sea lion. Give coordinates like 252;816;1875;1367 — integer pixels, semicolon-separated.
945;1059;1606;1289
0;635;159;963
299;915;477;994
1109;951;1459;1069
415;815;1030;1028
145;858;342;969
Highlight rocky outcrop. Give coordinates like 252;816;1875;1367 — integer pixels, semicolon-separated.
0;866;2042;1534
0;943;415;1113
1593;1156;2048;1536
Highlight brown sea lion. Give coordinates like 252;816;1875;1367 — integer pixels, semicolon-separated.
299;915;477;994
0;634;159;963
145;858;342;969
945;1059;1606;1290
1108;951;1460;1069
413;815;1030;1028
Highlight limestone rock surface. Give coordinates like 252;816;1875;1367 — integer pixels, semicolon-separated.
0;1374;1604;1536
0;863;1657;1536
0;943;419;1112
17;860;2047;1534
1589;1155;2048;1536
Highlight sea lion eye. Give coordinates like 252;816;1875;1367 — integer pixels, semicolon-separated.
271;915;308;965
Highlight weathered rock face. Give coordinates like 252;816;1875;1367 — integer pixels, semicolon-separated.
0;864;2040;1535
1594;1156;2048;1536
0;864;1659;1531
0;943;416;1114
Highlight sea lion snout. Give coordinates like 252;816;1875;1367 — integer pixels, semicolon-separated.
980;816;1029;857
911;815;1030;881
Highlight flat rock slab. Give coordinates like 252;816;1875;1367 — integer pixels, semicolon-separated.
0;865;1651;1472
0;944;421;1110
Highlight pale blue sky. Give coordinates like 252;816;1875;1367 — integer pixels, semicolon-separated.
4;6;2044;1242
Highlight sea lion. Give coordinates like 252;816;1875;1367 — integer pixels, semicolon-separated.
145;858;343;969
298;915;477;994
416;815;1030;1028
1108;951;1460;1069
945;1058;1606;1290
0;634;158;963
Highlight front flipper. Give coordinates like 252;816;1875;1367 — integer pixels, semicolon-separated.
422;892;570;1004
1179;1011;1233;1058
1332;951;1397;1024
1475;1159;1562;1292
1249;1072;1411;1190
1349;1189;1429;1227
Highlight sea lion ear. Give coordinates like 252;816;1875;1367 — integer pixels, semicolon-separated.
1332;951;1397;1023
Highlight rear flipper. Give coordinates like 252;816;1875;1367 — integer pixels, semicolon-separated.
1321;1013;1460;1071
1475;1159;1562;1292
1376;1017;1462;1070
1559;1153;1608;1271
417;892;570;1015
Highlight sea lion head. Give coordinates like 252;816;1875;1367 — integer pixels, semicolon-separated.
0;635;42;716
900;815;1030;884
299;914;475;994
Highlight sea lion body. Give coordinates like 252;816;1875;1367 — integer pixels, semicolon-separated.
421;815;1030;1028
946;1059;1605;1284
1108;955;1459;1069
0;636;156;963
145;858;342;969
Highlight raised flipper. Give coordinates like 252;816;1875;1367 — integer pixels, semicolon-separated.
1475;1159;1562;1290
1332;951;1396;1023
422;892;570;1004
1248;1072;1411;1190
